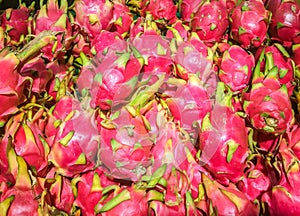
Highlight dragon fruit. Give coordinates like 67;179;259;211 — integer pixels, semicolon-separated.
46;96;100;177
140;0;177;24
180;0;202;21
33;0;73;60
255;44;295;96
243;65;294;134
0;141;39;216
0;53;27;127
95;184;148;215
74;0;114;38
269;0;300;47
72;167;115;216
292;43;300;68
20;57;53;93
77;43;142;110
200;173;259;215
218;45;255;92
230;0;270;48
0;5;30;45
110;0;133;36
38;168;75;214
199;83;249;185
191;0;229;46
98;107;154;181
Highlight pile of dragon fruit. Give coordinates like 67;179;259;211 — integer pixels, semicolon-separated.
0;0;300;215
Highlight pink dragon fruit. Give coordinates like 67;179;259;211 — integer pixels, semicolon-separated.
243;67;294;134
292;43;300;68
7;109;49;175
180;0;202;21
140;0;177;24
46;96;100;177
230;0;270;48
37;168;75;214
0;5;30;45
269;0;300;47
255;44;295;96
199;83;249;185
166;75;212;140
91;30;123;54
165;20;190;41
98;107;154;181
20;57;53;93
131;34;173;75
72;167;115;216
261;142;300;215
78;44;142;110
95;185;148;215
237;154;271;200
33;0;73;60
0;142;39;216
191;0;229;46
200;173;259;215
74;0;114;38
0;52;27;127
218;45;255;92
110;0;133;36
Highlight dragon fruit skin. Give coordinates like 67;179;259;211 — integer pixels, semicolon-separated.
0;6;30;45
33;0;73;60
230;0;270;48
199;103;249;185
46;96;100;177
72;167;115;216
191;0;229;46
269;0;300;47
255;45;295;96
140;0;177;24
110;0;133;36
99;107;154;181
95;185;148;215
0;143;39;216
219;45;255;92
180;0;202;22
20;57;53;93
237;155;271;200
292;43;300;68
0;53;27;127
243;77;293;135
74;0;113;38
201;173;259;215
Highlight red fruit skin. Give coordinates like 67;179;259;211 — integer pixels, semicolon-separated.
20;57;53;93
0;6;30;44
292;43;300;67
199;105;249;185
0;53;26;126
255;45;295;96
91;30;122;54
230;0;269;48
181;0;202;21
243;78;293;134
140;0;177;24
74;0;113;38
165;20;189;40
99;108;153;181
191;0;229;46
46;97;100;177
219;45;255;92
73;168;115;216
269;1;300;47
110;1;133;36
98;186;148;216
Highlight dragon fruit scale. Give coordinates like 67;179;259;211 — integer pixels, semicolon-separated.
218;45;255;93
191;0;229;46
199;83;249;185
46;96;100;177
74;0;114;38
269;0;300;47
243;71;294;135
230;0;270;48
